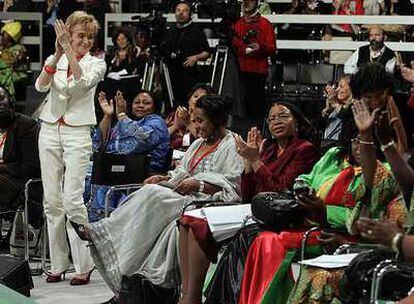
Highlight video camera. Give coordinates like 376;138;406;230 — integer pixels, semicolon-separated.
196;0;240;22
131;9;168;58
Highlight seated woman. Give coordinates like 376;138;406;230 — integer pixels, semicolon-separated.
106;27;139;76
237;130;406;304
287;99;409;304
99;27;140;106
166;83;215;151
317;74;356;153
72;95;244;302
178;102;320;304
0;85;40;217
88;90;169;221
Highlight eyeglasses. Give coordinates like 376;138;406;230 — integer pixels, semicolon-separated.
266;114;293;124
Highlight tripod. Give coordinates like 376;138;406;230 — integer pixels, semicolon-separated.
142;55;175;108
210;45;229;95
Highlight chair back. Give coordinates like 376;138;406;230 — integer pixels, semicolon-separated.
91;152;150;186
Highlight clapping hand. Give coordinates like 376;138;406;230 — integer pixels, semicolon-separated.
234;128;262;163
54;20;71;52
174;106;191;129
114;91;127;117
98;92;114;117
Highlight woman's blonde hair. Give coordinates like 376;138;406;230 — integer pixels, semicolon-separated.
65;11;100;37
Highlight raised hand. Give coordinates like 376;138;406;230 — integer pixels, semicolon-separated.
174;106;191;129
352;99;379;135
98;91;114;117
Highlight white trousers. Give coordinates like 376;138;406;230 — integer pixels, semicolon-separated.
38;122;94;274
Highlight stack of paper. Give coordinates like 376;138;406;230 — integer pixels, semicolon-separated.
185;204;254;242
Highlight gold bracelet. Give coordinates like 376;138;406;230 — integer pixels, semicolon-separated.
117;112;126;118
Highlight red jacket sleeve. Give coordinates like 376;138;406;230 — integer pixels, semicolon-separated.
251;143;319;194
257;18;276;56
232;21;248;57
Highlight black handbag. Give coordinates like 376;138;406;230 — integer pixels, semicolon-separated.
251;191;304;232
339;247;396;304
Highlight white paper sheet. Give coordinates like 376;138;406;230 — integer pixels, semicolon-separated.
184;204;255;242
299;253;359;269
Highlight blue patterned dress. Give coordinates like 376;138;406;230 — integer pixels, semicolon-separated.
87;114;170;221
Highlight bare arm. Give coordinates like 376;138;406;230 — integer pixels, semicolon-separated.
36;21;64;89
97;92;114;144
375;111;414;200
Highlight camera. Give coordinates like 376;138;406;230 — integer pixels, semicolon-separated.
131;10;168;58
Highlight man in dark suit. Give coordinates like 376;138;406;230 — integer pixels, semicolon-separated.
0;86;40;215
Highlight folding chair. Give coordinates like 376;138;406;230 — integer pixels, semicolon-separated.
90;153;151;218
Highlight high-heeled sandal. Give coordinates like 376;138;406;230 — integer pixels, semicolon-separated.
69;220;90;241
69;266;95;286
46;270;67;283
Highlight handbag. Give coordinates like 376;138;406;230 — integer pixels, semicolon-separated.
251;191;304;232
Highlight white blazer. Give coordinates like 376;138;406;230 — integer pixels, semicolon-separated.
35;53;106;126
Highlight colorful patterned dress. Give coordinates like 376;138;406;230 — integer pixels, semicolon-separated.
238;147;406;304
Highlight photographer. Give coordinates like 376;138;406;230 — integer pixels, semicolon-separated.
231;0;276;138
164;0;210;106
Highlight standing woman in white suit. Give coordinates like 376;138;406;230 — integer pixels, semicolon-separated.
35;11;106;285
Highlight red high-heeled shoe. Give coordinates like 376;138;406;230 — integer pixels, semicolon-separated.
70;267;95;286
46;270;67;283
